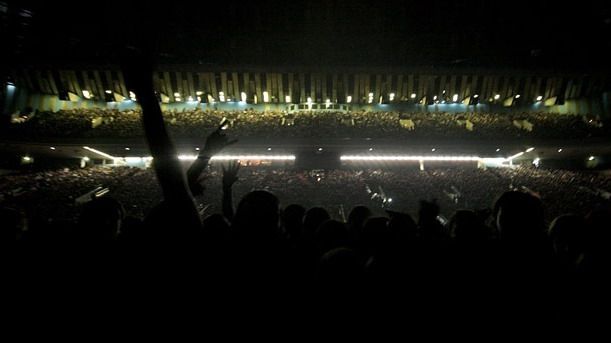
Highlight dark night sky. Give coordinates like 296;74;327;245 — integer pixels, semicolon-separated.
5;0;611;70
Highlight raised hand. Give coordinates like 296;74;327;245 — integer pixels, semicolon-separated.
200;128;238;157
222;160;240;189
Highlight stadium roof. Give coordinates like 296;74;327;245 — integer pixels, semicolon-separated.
3;0;611;71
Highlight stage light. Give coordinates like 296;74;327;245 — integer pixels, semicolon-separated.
496;148;501;152
515;94;521;98
433;95;438;101
536;95;543;101
188;96;194;102
369;148;373;151
219;91;225;102
368;92;374;97
49;146;56;150
506;152;524;160
83;146;116;160
196;91;203;96
346;95;352;103
526;147;535;152
431;148;436;152
267;147;272;151
175;97;182;102
263;91;270;103
533;158;541;167
452;94;459;102
83;157;90;162
494;94;500;100
318;148;323;151
129;91;137;101
174;92;180;97
22;156;32;162
410;93;417;99
307;97;312;104
241;92;247;102
557;148;563;152
125;147;130;151
285;95;291;103
340;155;481;162
588;156;595;161
326;99;331;108
473;94;479;98
195;147;200;151
389;93;395;101
197;96;202;102
82;90;92;99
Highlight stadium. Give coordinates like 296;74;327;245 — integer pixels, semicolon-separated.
5;0;611;296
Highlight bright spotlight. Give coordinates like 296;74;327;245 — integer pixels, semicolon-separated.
241;92;247;102
433;95;438;101
125;147;130;151
473;94;479;98
515;94;521;99
129;91;137;101
452;94;458;102
105;90;112;94
188;96;194;102
196;91;203;96
557;148;563;153
496;148;501;152
368;92;374;97
410;93;417;99
285;95;291;103
82;90;92;99
219;91;225;102
526;147;535;152
536;95;543;101
494;94;500;100
368;148;373;151
262;91;269;103
431;148;436;152
174;92;180;97
588;156;595;161
318;147;323;151
346;95;352;103
389;93;395;101
307;97;312;104
533;158;541;167
50;146;56;150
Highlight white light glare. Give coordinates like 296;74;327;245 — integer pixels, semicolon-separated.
82;90;92;99
410;93;417;99
176;154;295;161
346;95;352;103
285;95;291;103
263;91;270;103
241;92;247;102
536;96;543;101
494;94;500;100
452;94;459;102
526;147;535;152
588;156;595;161
389;93;395;101
340;155;481;162
219;91;225;102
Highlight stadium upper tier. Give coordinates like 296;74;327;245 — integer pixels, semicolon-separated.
5;108;608;140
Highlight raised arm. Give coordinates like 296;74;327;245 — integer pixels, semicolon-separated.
221;160;240;220
123;60;200;229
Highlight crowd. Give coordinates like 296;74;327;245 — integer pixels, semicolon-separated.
5;163;610;278
7;70;611;302
6;108;608;140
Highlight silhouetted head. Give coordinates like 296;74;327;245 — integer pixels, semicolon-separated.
450;210;488;243
315;219;350;254
318;247;360;283
233;190;280;241
494;191;545;244
386;210;418;242
347;205;372;238
281;204;306;240
303;207;330;237
78;197;124;240
3;207;27;240
361;217;391;254
548;214;586;260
